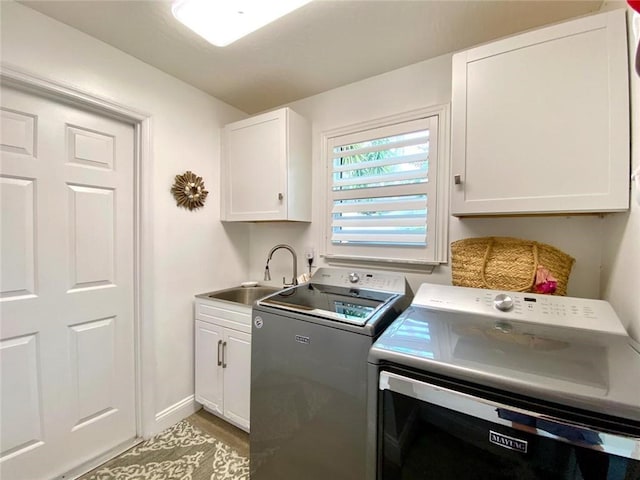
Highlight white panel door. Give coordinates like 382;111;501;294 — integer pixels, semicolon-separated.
0;84;136;480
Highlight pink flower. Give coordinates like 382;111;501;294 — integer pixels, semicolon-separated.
535;280;557;294
534;265;558;294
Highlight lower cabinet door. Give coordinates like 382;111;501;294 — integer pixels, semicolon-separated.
222;329;251;431
195;320;224;415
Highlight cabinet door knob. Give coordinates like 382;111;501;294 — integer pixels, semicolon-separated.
217;339;222;366
278;192;284;201
222;341;227;368
454;174;462;185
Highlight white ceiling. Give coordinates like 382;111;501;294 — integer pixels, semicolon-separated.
20;0;604;114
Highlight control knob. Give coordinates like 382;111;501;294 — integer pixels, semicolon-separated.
493;293;514;312
348;272;360;284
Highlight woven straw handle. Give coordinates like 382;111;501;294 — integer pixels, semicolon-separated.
479;237;539;291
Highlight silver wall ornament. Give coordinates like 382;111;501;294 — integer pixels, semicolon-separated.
171;171;209;210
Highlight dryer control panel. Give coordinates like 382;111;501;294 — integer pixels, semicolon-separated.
412;283;627;336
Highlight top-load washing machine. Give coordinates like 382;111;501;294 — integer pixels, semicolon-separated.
250;267;413;480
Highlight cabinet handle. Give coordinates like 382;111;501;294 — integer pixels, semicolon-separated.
222;341;227;368
217;340;222;366
278;192;284;201
454;174;462;185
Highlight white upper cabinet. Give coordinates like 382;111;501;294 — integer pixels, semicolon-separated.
221;107;311;222
451;10;629;216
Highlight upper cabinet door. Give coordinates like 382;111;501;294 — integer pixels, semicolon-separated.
451;9;629;216
221;107;311;222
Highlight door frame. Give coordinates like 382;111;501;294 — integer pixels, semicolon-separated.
0;64;155;441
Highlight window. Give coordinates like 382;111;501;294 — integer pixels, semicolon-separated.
323;107;449;265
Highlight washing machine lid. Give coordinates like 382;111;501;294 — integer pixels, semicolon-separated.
370;283;640;422
257;267;410;326
259;283;397;326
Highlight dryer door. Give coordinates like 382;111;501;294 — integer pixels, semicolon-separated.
378;370;640;480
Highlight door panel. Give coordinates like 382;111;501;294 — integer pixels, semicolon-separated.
66;124;115;170
223;329;251;430
0;334;43;459
0;108;36;156
67;184;115;289
0;176;35;298
0;85;136;480
69;317;117;428
195;320;224;415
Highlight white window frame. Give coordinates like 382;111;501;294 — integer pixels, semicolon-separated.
321;105;450;267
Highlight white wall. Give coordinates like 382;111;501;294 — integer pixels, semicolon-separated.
601;7;640;342
250;53;606;300
0;1;251;434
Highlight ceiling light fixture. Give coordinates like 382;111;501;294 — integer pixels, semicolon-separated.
171;0;312;47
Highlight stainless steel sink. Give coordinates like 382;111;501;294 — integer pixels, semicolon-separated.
203;286;281;306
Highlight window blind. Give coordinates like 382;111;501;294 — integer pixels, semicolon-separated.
329;121;430;248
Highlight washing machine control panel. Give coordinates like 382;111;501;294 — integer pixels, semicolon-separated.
311;267;407;294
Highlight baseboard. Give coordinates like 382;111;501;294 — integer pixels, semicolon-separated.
151;394;199;436
61;437;141;480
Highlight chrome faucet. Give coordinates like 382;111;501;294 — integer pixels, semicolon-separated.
264;244;298;287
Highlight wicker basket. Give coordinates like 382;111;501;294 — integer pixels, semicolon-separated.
450;236;575;295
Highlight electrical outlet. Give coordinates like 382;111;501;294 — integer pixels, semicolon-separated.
304;246;315;275
305;246;315;262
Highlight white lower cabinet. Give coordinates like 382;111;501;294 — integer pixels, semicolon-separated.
195;299;251;432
